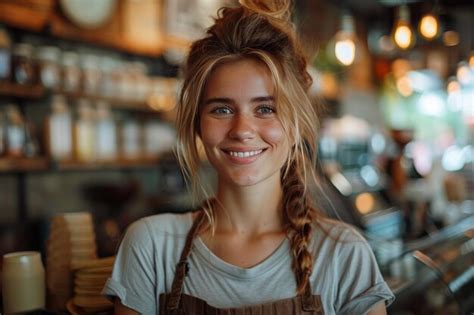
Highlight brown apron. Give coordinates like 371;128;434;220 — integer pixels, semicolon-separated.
159;211;325;315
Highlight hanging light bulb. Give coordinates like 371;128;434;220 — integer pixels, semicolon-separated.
419;13;440;40
334;14;356;66
392;5;415;50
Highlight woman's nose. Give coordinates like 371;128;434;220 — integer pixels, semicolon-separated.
228;114;256;140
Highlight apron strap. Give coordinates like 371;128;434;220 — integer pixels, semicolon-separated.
166;210;206;310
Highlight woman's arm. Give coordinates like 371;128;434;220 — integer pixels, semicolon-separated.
367;301;387;315
114;298;139;315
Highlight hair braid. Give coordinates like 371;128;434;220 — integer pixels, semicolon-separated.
282;161;315;295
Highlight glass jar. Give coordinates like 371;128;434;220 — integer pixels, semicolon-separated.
5;104;26;157
80;54;101;95
12;43;37;85
61;51;81;93
0;26;11;82
36;46;61;90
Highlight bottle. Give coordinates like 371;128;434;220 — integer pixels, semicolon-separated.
80;54;101;95
144;120;176;157
36;46;61;90
24;120;39;158
121;119;141;159
5;105;25;157
74;99;95;162
95;101;117;161
0;26;11;82
46;95;73;161
12;43;37;85
61;52;81;93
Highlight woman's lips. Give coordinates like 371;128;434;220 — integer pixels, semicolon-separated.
221;148;266;164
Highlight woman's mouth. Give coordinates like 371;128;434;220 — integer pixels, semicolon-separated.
228;149;263;158
221;148;267;164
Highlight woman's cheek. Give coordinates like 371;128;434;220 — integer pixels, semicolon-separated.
261;122;288;145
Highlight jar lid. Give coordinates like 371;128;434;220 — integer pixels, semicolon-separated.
3;251;41;265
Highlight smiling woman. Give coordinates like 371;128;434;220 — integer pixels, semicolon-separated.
200;58;290;187
102;0;395;314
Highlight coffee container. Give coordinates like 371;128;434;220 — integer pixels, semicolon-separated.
2;251;46;314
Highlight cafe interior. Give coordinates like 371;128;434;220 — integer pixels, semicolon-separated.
0;0;472;314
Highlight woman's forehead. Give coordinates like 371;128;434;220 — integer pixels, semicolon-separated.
202;58;275;101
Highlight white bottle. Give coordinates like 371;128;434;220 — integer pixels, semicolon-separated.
121;120;141;159
75;99;96;162
95;101;117;161
48;95;72;160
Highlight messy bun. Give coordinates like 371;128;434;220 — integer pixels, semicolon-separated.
239;0;291;21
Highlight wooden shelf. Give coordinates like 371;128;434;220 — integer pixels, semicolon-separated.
53;158;160;171
0;82;46;99
0;83;157;112
0;157;162;173
0;157;49;172
59;91;154;112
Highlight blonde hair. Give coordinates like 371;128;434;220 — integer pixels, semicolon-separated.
175;0;324;295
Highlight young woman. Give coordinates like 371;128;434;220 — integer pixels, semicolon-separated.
103;1;395;314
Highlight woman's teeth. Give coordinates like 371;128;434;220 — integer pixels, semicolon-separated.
228;150;263;158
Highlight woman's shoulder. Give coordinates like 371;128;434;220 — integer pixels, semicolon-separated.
313;216;366;243
125;211;195;242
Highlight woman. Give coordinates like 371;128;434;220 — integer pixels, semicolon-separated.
103;1;395;314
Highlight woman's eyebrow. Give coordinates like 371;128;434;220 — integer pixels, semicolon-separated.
202;96;274;106
202;97;233;106
251;96;274;103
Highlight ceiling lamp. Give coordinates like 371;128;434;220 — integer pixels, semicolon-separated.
419;12;440;40
334;14;356;66
393;5;415;50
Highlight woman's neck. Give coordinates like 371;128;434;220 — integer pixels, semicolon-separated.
213;176;285;237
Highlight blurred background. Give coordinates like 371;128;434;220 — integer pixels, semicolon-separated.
0;0;472;314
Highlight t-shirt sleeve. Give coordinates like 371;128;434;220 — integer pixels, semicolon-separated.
102;218;157;315
335;228;395;315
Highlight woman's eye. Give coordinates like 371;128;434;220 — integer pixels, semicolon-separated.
211;106;232;115
256;105;276;115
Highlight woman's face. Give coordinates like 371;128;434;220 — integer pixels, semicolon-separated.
199;58;290;187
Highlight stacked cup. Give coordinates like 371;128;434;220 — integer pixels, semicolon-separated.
46;212;97;310
67;256;115;313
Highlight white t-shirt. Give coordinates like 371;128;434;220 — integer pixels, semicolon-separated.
103;212;395;314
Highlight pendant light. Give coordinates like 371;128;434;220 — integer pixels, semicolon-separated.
334;13;356;66
419;13;440;40
419;2;440;40
392;4;415;50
